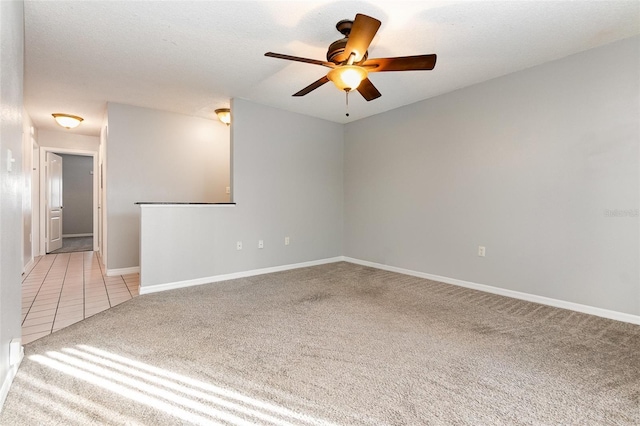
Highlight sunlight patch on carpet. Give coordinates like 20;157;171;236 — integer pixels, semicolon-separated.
29;346;335;425
21;374;141;424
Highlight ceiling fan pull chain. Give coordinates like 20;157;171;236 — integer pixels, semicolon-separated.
345;90;350;117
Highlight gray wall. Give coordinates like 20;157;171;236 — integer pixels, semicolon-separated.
106;103;231;270
344;36;639;316
140;98;344;287
60;154;93;235
231;98;344;265
0;0;24;409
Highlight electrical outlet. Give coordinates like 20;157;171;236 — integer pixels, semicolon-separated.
285;237;290;246
478;246;486;257
9;339;22;366
258;240;264;249
236;241;242;250
226;186;230;194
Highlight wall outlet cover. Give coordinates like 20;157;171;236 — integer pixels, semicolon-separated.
9;338;23;366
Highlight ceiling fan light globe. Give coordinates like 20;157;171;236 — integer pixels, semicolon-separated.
327;65;368;92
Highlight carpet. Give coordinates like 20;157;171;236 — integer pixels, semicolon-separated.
1;262;638;425
49;237;93;254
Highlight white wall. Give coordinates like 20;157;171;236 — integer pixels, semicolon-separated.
0;0;24;411
106;103;231;271
31;135;40;260
60;154;93;236
140;99;344;288
38;129;99;152
22;111;35;270
344;36;640;316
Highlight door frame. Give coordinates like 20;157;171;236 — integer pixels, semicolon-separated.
39;147;99;255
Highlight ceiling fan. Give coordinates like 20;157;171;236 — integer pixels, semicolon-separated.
265;13;437;103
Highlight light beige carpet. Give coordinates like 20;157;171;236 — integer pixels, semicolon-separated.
2;262;639;425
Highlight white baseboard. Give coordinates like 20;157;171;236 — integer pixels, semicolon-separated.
62;233;93;238
140;257;344;295
106;266;140;277
0;344;23;414
97;251;105;269
343;257;640;325
136;254;639;325
22;258;35;275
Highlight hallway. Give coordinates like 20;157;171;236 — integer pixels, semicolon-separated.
21;252;139;344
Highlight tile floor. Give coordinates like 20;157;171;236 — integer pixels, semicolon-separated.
21;251;139;344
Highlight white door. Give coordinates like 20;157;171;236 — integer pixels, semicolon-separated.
47;152;63;253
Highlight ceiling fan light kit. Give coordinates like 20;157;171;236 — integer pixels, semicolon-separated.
52;113;84;129
265;13;437;110
327;65;368;92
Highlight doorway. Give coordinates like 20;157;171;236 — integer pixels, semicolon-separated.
39;147;99;255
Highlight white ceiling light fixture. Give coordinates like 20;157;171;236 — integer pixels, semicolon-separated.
52;113;83;129
215;108;231;126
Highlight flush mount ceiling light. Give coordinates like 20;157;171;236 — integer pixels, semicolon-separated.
215;108;231;126
52;113;84;129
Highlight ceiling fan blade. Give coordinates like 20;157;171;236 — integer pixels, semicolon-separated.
364;54;437;72
293;75;330;97
357;78;381;101
265;52;335;68
344;14;381;62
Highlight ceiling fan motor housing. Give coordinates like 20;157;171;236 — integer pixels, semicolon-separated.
327;19;368;64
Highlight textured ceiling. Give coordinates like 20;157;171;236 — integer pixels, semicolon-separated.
24;1;640;136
